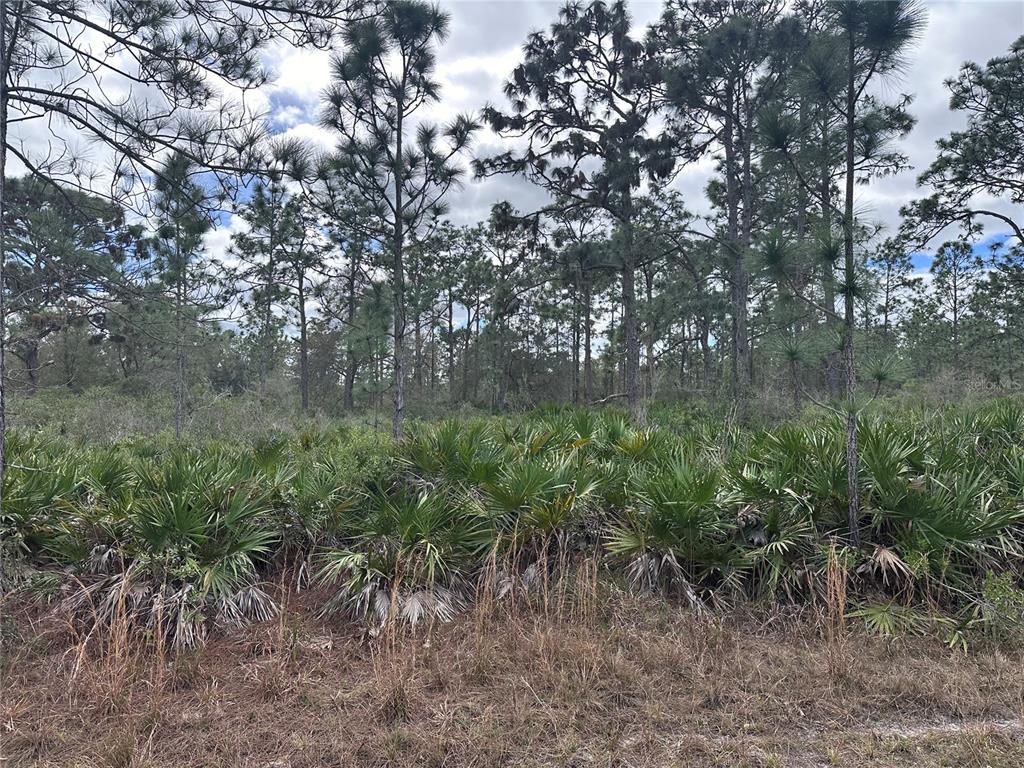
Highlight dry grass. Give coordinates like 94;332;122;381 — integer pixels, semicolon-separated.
2;587;1023;768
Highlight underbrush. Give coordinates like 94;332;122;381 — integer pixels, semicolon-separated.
3;399;1024;652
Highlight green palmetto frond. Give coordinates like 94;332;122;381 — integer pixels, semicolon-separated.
850;601;929;638
606;460;735;597
317;486;488;626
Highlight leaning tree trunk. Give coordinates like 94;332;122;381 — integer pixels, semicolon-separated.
842;28;861;548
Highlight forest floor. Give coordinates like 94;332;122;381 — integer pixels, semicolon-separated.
3;590;1023;768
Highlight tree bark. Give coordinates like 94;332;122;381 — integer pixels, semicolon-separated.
297;268;309;412
843;27;861;548
621;205;643;423
583;277;594;403
724;80;748;402
343;257;358;412
0;0;10;496
446;287;455;402
821;114;841;399
392;101;406;440
643;264;655;400
174;238;185;441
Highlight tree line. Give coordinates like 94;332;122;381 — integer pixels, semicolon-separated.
1;1;1022;533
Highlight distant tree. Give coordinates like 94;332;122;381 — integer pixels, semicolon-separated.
415;222;464;403
760;0;926;545
551;205;612;404
658;0;790;398
310;187;376;412
151;153;218;440
930;239;984;367
230;141;323;407
1;177;143;392
231;184;290;396
903;37;1024;246
0;0;358;505
477;0;677;421
318;0;478;438
967;243;1024;385
867;235;920;343
473;203;547;411
831;0;924;545
279;195;328;413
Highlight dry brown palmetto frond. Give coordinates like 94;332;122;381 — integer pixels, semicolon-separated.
858;545;915;588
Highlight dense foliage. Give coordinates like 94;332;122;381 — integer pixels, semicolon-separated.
4;401;1023;648
2;0;1023;663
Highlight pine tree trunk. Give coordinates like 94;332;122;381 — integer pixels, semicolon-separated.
572;292;581;404
583;278;594;403
821;115;841;399
0;0;10;497
843;28;861;548
700;311;712;391
739;89;755;389
344;260;358;412
724;80;748;402
429;322;436;393
297;271;310;412
461;305;472;402
447;289;455;402
392;105;406;440
679;322;688;389
621;209;643;422
259;205;278;397
414;311;423;390
643;265;654;400
472;302;481;401
174;260;185;441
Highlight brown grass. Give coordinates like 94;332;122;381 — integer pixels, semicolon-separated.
2;586;1023;768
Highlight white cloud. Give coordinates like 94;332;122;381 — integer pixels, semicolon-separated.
9;1;1022;244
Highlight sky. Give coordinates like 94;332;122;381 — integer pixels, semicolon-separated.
251;0;1023;244
8;1;1022;267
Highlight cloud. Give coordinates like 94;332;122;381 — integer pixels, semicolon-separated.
9;0;1021;251
864;1;1023;239
203;213;251;271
